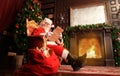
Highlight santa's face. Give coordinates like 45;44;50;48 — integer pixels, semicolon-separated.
41;21;51;33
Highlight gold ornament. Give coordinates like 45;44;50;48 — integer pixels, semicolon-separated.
116;62;118;65
114;49;117;52
16;31;19;33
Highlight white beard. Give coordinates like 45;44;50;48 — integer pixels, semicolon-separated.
44;27;51;33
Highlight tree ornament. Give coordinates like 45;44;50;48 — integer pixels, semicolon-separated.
23;32;26;35
33;0;38;4
35;14;37;17
15;24;19;28
117;32;120;35
32;9;34;11
116;62;118;65
24;8;27;11
37;2;40;6
24;43;26;46
16;31;19;33
116;37;120;41
30;6;33;10
117;37;120;41
38;16;42;19
17;13;21;17
37;12;40;16
118;53;120;57
28;5;32;10
114;49;117;52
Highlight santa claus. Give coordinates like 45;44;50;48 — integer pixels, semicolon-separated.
19;18;86;76
19;31;60;76
32;18;87;71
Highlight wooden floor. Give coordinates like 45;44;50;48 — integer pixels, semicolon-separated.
0;65;120;76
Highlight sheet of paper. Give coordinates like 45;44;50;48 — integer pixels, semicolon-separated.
47;26;64;42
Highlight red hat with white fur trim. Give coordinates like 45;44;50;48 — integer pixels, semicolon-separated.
41;18;54;28
44;18;53;26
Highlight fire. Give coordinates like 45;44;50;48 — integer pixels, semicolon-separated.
87;45;96;58
79;38;102;58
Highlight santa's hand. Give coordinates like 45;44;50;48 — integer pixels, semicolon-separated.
47;32;53;36
55;39;64;46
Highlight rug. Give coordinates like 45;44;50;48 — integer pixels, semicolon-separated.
57;65;120;76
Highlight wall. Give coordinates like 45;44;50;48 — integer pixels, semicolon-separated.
106;0;120;29
69;0;120;29
70;5;106;26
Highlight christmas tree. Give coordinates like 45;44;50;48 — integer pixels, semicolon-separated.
13;0;43;54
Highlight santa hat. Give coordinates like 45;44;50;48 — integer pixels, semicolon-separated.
44;18;52;25
32;27;46;36
43;18;54;28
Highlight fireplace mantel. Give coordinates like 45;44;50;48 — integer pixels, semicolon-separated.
69;27;115;66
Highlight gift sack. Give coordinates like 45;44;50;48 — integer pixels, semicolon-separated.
20;49;60;75
19;36;60;75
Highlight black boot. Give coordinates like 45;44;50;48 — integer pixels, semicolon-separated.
67;53;86;71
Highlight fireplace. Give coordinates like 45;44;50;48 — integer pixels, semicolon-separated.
69;27;115;66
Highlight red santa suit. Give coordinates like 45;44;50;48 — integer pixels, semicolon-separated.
18;18;69;75
19;28;61;75
33;27;69;60
33;18;69;60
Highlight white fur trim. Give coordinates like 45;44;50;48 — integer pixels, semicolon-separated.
44;18;52;25
47;41;57;45
62;49;69;59
40;33;46;36
51;24;54;27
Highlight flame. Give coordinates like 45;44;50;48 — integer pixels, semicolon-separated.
87;45;96;58
79;38;102;58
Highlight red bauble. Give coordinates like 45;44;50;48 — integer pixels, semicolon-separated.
16;24;19;28
33;0;38;4
118;53;120;57
36;12;40;16
118;32;120;35
28;5;32;10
